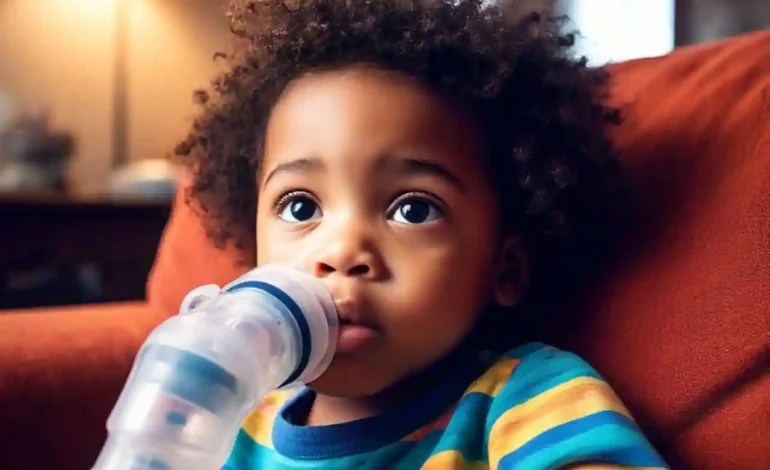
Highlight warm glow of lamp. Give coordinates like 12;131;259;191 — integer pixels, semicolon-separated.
49;0;138;167
51;0;116;18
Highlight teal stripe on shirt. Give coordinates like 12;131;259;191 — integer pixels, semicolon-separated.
425;391;491;463
496;410;668;470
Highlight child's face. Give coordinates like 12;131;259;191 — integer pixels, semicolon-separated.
256;67;520;398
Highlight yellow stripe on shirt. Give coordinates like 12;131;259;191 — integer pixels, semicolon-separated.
463;358;520;398
488;376;634;468
241;389;296;448
421;450;489;470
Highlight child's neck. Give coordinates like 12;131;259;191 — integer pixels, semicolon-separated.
305;394;379;426
305;375;423;426
304;343;483;426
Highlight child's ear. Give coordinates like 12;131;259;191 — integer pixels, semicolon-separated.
493;234;528;307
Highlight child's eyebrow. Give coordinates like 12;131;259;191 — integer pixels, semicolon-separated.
263;157;324;186
382;156;465;192
262;155;465;191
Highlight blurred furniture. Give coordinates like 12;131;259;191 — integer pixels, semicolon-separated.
676;0;770;46
0;194;170;309
0;109;74;194
1;31;769;470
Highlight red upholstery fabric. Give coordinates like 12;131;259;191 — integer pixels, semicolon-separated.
146;172;249;313
0;302;167;470
563;31;770;470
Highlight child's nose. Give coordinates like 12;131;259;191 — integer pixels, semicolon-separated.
311;221;383;280
315;257;371;278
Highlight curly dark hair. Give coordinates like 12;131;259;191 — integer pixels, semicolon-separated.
175;0;623;327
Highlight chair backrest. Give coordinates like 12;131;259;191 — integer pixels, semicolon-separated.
146;31;770;470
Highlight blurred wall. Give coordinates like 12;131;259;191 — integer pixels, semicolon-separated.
558;0;675;66
0;0;229;195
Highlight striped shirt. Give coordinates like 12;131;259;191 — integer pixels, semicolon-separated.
224;343;668;469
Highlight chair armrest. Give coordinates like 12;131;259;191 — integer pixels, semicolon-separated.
0;302;169;470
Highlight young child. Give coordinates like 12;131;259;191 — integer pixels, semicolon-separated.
175;1;668;468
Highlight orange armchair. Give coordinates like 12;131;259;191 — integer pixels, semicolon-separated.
2;31;769;470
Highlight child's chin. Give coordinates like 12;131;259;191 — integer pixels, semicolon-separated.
306;357;397;398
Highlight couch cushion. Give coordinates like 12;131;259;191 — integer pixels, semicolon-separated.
565;31;770;470
146;31;770;470
146;172;249;314
0;302;168;469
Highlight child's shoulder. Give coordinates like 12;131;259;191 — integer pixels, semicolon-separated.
460;342;668;469
467;342;623;436
450;342;617;444
463;342;606;402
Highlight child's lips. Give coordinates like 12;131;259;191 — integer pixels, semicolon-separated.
333;298;380;353
336;323;380;353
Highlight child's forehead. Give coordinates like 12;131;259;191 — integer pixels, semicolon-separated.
265;66;482;159
260;66;493;193
273;66;451;122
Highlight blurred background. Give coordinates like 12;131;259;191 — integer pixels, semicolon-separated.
0;0;767;309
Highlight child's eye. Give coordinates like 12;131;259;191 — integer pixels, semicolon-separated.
389;194;443;225
276;192;322;223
